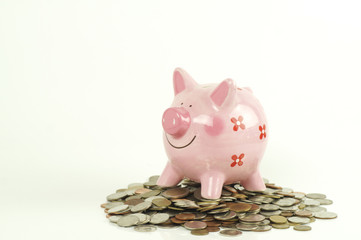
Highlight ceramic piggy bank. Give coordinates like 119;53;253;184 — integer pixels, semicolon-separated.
157;68;268;199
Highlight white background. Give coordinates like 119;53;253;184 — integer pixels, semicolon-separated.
1;0;361;239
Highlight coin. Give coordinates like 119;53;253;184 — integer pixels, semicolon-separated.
236;223;258;231
131;213;149;224
314;211;337;219
175;213;196;221
152;198;171;207
240;214;265;222
134;225;157;232
162;187;190;199
206;226;220;232
304;199;320;206
315;199;333;205
294;225;311;231
261;204;280;211
104;202;124;209
270;215;287;224
295;210;313;217
117;215;139;227
253;225;272;232
108;204;129;214
150;213;170;224
214;211;237;221
305;206;327;212
272;223;290;229
128;183;144;190
220;229;242;236
288;216;311;224
306;193;326;199
107;192;127;201
184;221;207;230
191;229;209;235
131;201;152;212
228;202;252;212
125;199;144;206
109;216;120;223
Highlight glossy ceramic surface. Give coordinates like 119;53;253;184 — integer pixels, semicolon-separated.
157;68;268;199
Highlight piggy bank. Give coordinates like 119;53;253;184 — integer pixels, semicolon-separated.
157;68;268;199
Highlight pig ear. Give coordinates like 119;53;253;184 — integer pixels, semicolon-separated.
210;79;236;107
173;68;198;95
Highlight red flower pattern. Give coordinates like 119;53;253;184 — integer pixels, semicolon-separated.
259;124;266;140
231;116;245;131
231;153;245;167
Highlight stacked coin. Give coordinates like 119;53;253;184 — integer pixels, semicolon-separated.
101;176;337;236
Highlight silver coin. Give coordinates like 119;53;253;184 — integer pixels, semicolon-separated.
304;199;320;206
107;192;128;201
134;225;157;232
131;201;152;212
144;196;165;202
280;205;298;211
117;215;139;227
274;198;297;207
149;175;160;182
288;216;311;224
282;187;293;193
304;206;327;212
108;216;120;223
236;223;258;231
306;193;326;199
315;198;333;205
260;210;282;217
150;213;170;224
294;225;312;231
128;183;144;190
293;193;306;199
105;201;124;209
130;213;149;224
260;204;280;211
108;204;129;214
314;211;337;219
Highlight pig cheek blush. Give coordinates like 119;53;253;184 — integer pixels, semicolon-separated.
204;116;224;136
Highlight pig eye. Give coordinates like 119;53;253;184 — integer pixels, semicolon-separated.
189;105;192;107
181;103;183;105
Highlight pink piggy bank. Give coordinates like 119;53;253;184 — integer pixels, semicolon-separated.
157;68;268;199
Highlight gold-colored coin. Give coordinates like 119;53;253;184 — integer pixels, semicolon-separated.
269;215;287;224
272;223;290;229
191;229;209;235
294;225;312;231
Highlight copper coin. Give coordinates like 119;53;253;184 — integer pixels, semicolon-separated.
184;221;207;230
162;187;190;199
135;188;152;194
205;221;221;227
228;202;252;212
170;217;185;224
220;229;242;236
191;229;209;235
175;213;196;221
206;226;220;232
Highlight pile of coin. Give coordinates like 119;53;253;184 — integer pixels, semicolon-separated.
101;176;337;236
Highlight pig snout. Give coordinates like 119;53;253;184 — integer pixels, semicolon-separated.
162;107;190;137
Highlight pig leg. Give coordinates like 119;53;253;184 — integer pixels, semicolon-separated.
156;162;183;187
241;170;266;191
200;172;225;199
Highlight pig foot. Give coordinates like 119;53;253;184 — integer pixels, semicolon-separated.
200;172;225;199
241;170;266;191
157;162;183;187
